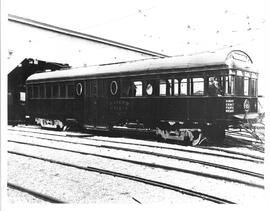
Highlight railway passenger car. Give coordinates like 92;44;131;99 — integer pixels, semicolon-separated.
25;49;259;145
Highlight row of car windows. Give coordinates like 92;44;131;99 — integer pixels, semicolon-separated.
28;84;75;99
27;78;193;99
27;76;257;99
118;77;232;97
116;76;256;97
122;78;190;97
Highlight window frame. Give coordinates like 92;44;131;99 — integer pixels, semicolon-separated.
133;80;143;97
235;76;244;96
191;77;205;96
145;82;154;96
110;80;118;96
179;78;188;96
244;77;249;96
250;78;257;97
33;85;39;98
67;84;74;98
52;84;59;98
40;84;45;98
173;79;179;96
27;85;33;99
159;78;175;96
159;79;167;96
59;83;66;98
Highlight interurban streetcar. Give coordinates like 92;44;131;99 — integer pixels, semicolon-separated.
25;49;259;146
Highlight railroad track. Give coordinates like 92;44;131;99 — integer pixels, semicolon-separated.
8;133;264;175
89;137;264;161
10;126;265;160
8;139;264;188
7;182;66;203
8;130;264;170
224;138;264;153
8;132;264;167
198;145;264;159
8;150;235;204
8;127;264;163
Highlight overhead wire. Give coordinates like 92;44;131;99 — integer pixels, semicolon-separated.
10;6;157;47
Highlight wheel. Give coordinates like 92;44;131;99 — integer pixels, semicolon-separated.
156;134;164;142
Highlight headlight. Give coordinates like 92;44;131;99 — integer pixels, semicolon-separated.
243;99;250;112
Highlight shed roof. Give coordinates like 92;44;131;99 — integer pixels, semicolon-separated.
8;14;168;58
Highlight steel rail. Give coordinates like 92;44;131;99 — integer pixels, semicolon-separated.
9;127;265;160
198;145;264;160
8;140;264;188
8;150;235;204
8;136;264;177
88;137;264;161
7;182;66;203
8;128;264;163
224;138;264;153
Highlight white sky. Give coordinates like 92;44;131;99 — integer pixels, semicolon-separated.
6;0;268;56
3;0;269;94
5;0;269;95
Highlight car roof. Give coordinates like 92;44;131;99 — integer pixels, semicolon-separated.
27;49;253;82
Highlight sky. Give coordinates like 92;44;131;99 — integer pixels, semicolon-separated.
4;0;269;94
6;0;268;56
